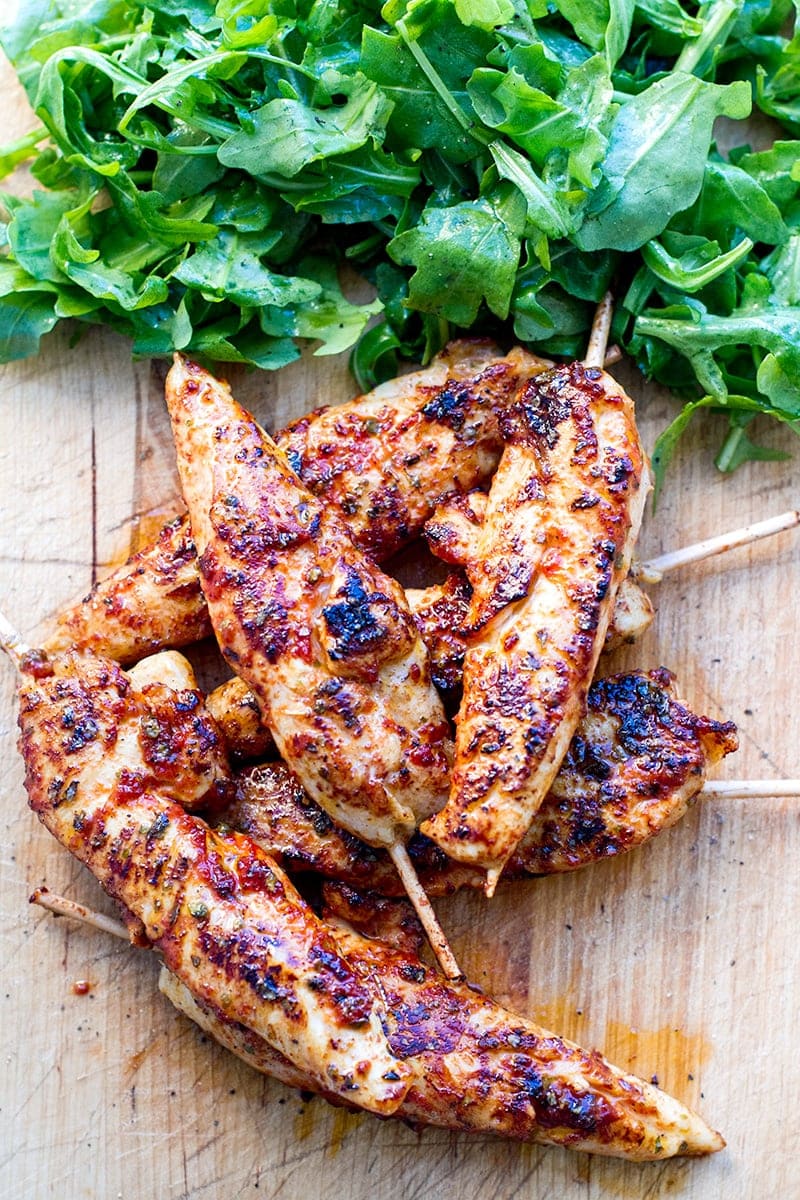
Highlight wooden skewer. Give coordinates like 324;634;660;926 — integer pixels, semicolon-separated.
30;886;130;940
636;510;800;584
388;842;463;980
701;780;800;799
584;292;614;369
0;611;30;667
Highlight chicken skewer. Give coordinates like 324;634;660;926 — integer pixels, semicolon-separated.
215;668;738;894
23;878;724;1158
3;630;411;1112
423;301;649;893
164;357;463;979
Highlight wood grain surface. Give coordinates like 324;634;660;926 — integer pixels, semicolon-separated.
1;49;799;1200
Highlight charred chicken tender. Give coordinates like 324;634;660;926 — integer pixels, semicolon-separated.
425;491;655;654
423;363;650;893
16;647;410;1113
165;355;451;851
46;341;549;667
158;921;724;1161
220;671;737;894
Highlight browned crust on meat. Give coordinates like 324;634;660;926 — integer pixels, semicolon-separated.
47;343;548;668
166;357;451;849
45;515;210;663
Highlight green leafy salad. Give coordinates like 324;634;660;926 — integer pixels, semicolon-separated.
2;0;800;484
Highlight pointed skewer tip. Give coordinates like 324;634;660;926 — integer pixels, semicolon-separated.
0;610;31;669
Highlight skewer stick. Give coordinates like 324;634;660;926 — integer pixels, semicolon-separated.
388;842;464;981
702;780;800;799
30;886;130;940
604;344;623;367
584;292;614;369
0;611;30;668
636;509;800;584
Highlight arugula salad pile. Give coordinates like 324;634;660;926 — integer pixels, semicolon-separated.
2;0;800;483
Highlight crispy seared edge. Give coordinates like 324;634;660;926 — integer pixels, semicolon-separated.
157;918;724;1159
16;649;410;1113
423;364;650;886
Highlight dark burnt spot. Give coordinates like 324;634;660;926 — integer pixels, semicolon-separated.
313;678;362;732
563;735;613;783
518;474;545;503
499;371;572;449
48;777;79;808
145;811;170;847
64;716;99;753
512;1060;615;1133
466;723;507;756
421;380;473;430
571;491;600;511
322;567;395;662
525;717;556;757
237;596;290;664
470;553;534;631
605;452;635;493
308;945;373;1025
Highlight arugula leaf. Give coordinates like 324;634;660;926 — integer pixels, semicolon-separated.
172;229;322;308
388;190;525;325
577;74;751;251
217;79;393;178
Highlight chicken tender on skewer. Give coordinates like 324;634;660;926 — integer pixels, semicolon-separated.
423;362;649;893
46;341;548;664
218;670;737;895
157;925;723;1160
6;624;724;1159
12;642;410;1113
164;356;461;976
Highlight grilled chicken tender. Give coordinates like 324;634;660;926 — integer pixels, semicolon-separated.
423;364;649;892
16;647;410;1113
425;491;655;654
165;356;451;849
46;514;209;663
220;670;737;894
46;342;548;665
158;927;723;1159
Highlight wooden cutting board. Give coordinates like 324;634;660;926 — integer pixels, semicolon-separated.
2;53;799;1200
